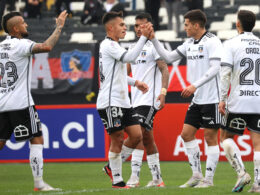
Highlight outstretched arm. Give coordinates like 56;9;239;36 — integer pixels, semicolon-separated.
32;10;68;53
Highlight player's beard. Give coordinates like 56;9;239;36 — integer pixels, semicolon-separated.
21;32;29;38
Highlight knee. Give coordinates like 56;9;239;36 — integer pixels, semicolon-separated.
181;131;193;142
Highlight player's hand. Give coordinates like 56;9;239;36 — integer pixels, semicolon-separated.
149;30;155;40
135;80;149;94
141;23;153;38
56;10;68;29
218;101;226;115
156;94;165;110
181;85;196;98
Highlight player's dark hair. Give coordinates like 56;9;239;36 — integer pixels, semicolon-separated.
2;12;22;33
238;10;255;32
135;12;152;22
184;9;207;28
102;11;123;25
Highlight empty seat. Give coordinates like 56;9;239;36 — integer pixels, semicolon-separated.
209;21;232;31
239;5;260;14
124;15;136;26
70;2;85;12
155;30;177;41
69;32;96;43
121;31;135;41
217;30;238;40
224;13;237;22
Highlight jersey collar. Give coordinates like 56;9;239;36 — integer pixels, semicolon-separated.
193;31;208;44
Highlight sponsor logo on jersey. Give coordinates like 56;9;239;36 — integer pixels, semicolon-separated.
240;90;260;96
187;55;204;60
61;50;93;85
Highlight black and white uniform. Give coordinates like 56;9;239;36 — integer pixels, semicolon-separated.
221;32;260;135
0;36;42;142
152;32;223;129
130;40;161;130
97;36;147;134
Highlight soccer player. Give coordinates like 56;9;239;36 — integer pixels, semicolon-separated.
119;13;169;188
97;11;152;188
150;9;223;188
219;10;260;193
0;11;67;191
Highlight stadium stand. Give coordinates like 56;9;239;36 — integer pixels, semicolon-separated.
0;0;259;42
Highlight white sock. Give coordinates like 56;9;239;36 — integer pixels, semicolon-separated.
205;145;219;182
30;144;44;188
147;153;162;181
223;138;245;176
109;151;123;184
254;151;260;184
131;149;144;178
183;139;202;176
121;145;134;162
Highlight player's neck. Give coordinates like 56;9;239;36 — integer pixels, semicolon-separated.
106;33;119;42
9;32;22;39
193;29;206;40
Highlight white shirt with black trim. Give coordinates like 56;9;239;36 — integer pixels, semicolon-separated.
221;32;260;114
130;40;161;109
177;32;223;104
97;37;131;109
0;36;35;112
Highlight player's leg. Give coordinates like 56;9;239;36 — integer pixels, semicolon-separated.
195;128;219;188
125;136;144;188
143;128;165;187
196;103;220;188
248;115;260;192
180;103;203;188
222;113;250;192
0;112;12;150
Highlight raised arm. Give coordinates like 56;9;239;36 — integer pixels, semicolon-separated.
32;10;68;53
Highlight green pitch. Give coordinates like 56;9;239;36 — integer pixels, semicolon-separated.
0;161;254;195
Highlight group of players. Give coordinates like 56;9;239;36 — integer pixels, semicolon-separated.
0;5;259;193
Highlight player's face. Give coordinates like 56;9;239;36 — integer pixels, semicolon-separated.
112;17;127;40
16;16;29;38
134;18;148;38
184;19;197;38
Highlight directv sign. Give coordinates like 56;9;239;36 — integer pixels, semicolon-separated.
0;106;106;162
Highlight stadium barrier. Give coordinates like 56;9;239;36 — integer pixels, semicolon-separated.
0;104;253;163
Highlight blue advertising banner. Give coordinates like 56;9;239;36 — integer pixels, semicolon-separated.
0;105;106;162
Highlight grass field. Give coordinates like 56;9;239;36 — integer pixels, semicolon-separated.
0;161;255;195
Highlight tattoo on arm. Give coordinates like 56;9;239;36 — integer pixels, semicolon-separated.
157;60;169;89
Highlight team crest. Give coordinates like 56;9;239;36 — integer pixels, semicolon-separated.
61;50;92;85
141;50;147;57
114;119;121;127
198;46;203;53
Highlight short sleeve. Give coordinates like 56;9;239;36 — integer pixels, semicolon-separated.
106;40;126;61
16;39;35;57
221;40;233;67
176;41;187;57
207;37;223;60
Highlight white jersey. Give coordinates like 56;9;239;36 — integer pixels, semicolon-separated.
177;32;223;104
0;36;35;112
130;40;162;109
222;32;260;114
97;37;131;109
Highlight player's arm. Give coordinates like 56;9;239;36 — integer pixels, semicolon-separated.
181;59;220;98
219;64;232;115
32;10;68;54
121;23;152;63
149;31;182;63
127;76;148;94
156;59;169;110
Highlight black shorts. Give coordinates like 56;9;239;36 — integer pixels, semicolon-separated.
0;106;42;142
98;106;139;134
184;102;221;130
222;111;260;135
134;106;157;131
